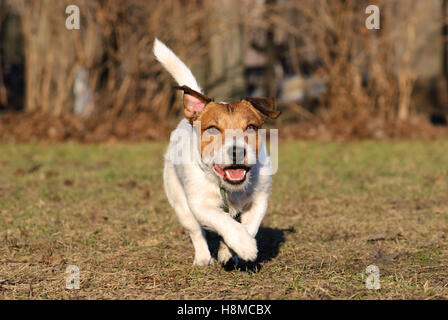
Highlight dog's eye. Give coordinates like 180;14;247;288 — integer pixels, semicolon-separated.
245;125;257;133
205;126;220;135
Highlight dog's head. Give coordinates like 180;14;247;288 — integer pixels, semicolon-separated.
176;85;281;191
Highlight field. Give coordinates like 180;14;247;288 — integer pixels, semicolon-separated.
0;141;447;299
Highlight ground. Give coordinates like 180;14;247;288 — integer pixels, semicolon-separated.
0;141;447;299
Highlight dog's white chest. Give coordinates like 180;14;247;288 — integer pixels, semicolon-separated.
220;188;252;219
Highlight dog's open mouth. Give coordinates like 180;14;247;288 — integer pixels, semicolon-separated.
213;164;250;184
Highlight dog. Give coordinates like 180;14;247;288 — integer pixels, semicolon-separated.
153;38;280;266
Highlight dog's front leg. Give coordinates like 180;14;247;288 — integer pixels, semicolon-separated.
190;203;258;262
217;241;234;265
217;194;269;264
240;193;269;238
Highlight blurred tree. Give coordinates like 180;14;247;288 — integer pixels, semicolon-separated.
443;0;448;81
264;0;277;99
0;0;24;111
202;0;245;102
0;0;6;109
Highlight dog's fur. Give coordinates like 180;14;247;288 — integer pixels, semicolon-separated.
153;39;280;265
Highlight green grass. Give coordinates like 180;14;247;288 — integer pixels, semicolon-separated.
0;141;447;299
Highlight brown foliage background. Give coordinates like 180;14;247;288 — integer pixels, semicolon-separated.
0;0;447;141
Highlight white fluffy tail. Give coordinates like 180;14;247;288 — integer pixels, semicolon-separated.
153;38;202;93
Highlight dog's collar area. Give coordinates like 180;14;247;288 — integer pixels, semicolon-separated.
219;186;229;213
219;186;241;221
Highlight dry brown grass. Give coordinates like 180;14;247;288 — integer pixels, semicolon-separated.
0;141;447;299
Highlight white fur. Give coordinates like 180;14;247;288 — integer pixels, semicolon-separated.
154;39;273;266
153;38;202;93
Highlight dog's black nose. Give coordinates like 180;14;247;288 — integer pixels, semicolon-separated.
228;146;245;164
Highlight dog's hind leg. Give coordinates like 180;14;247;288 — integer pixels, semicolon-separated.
164;164;213;266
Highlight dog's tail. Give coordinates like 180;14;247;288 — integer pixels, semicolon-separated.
153;38;202;93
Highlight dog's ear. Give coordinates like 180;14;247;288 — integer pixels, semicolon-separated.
175;85;212;120
244;97;281;119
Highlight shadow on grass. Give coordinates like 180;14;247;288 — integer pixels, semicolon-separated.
206;226;295;272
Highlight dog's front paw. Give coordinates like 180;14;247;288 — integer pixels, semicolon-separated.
194;253;214;266
217;242;233;264
225;229;258;262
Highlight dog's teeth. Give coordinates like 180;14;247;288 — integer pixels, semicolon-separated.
225;170;246;181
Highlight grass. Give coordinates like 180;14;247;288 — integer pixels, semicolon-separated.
0;141;447;299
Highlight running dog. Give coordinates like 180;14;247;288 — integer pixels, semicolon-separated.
153;38;280;265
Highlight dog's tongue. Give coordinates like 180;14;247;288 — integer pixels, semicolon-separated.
225;168;246;181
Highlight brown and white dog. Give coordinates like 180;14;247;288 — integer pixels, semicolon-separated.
153;39;280;266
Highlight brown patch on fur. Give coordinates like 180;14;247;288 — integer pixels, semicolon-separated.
175;86;213;120
174;86;281;162
243;97;281;119
194;100;265;160
174;86;212;105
